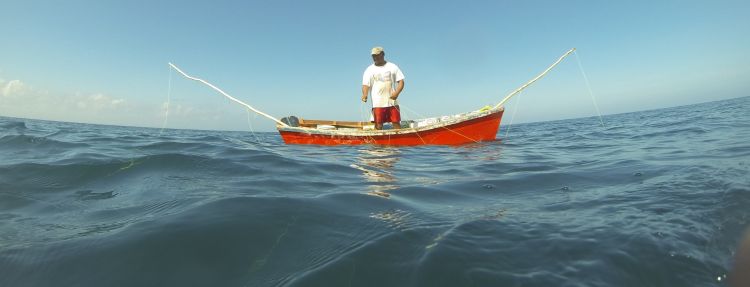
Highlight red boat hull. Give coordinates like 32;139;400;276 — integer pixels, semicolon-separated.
278;109;503;146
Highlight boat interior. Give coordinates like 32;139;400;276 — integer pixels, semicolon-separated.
282;116;380;130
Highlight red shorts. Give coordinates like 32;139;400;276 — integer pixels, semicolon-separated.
372;106;401;124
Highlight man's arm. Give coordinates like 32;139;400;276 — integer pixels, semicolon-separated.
390;80;405;100
361;85;370;102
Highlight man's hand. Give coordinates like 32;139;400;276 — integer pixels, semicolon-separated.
362;85;370;103
390;80;404;100
390;91;399;100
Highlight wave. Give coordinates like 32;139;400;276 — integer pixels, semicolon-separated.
1;97;749;286
0;194;410;286
0;134;89;149
0;120;27;131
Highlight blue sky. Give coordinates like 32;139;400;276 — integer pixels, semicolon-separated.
1;0;748;131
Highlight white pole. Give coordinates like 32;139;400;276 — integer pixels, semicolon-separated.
168;63;289;127
494;48;576;109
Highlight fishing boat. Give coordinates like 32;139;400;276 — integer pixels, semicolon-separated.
169;48;576;146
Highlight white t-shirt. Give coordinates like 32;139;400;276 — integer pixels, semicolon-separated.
362;62;405;108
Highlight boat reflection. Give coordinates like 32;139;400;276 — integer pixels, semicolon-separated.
350;146;401;197
456;141;504;161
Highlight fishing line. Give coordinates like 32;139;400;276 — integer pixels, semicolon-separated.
399;104;479;144
398;104;430;120
399;104;427;144
168;63;288;127
360;101;369;123
159;64;173;136
384;103;425;143
574;50;605;127
246;109;261;143
360;101;377;143
504;93;522;139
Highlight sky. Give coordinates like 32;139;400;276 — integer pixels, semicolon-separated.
1;0;748;131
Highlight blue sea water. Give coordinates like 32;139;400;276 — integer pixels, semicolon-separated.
1;97;749;287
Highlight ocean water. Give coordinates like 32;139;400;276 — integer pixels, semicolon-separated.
1;97;749;287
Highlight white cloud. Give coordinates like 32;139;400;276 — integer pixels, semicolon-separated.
0;75;246;130
0;77;131;125
1;79;28;97
159;102;197;117
174;104;194;116
90;93;104;101
71;92;126;111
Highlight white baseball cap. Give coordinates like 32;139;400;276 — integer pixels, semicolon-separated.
371;46;384;55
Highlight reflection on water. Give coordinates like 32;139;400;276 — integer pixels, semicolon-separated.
458;141;504;161
369;208;413;231
350;146;401;197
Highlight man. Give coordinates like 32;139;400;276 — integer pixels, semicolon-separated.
361;46;405;130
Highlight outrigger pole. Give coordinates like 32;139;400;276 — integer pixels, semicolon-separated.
168;63;289;127
494;48;576;109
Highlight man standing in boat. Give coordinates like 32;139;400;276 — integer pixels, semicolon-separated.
361;46;405;130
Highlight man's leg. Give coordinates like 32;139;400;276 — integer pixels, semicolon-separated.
373;107;384;130
391;106;401;129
